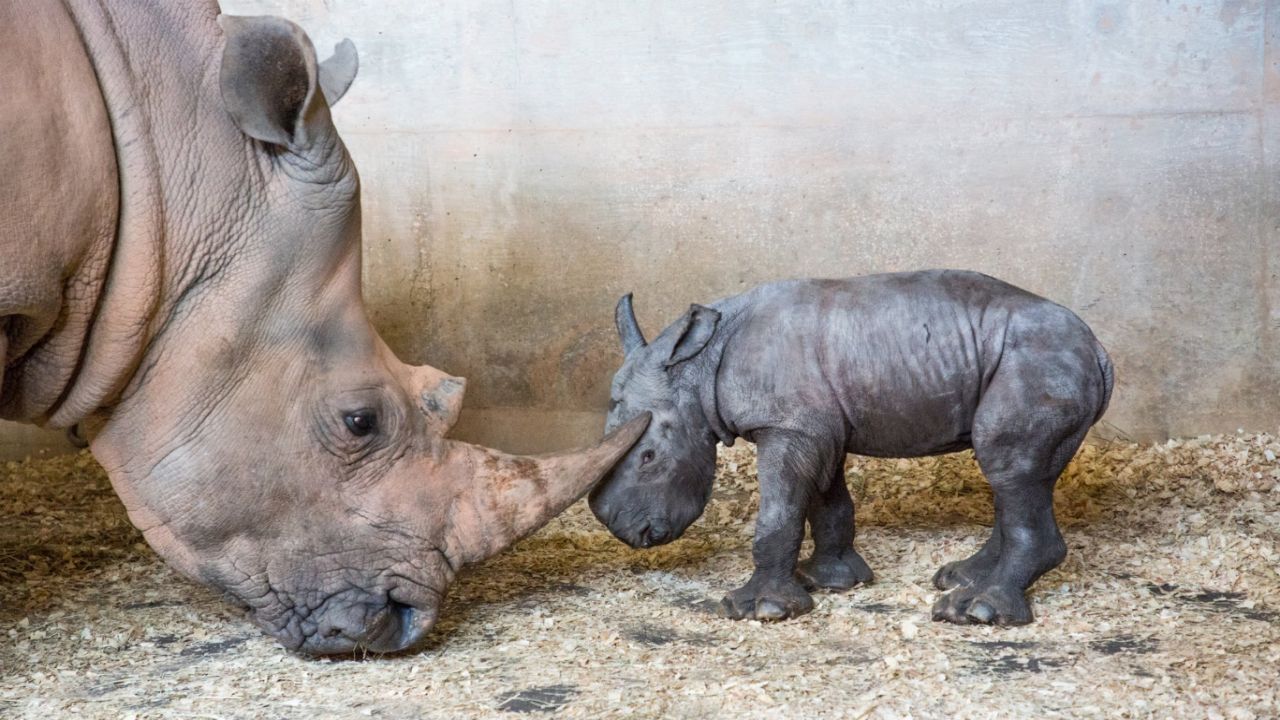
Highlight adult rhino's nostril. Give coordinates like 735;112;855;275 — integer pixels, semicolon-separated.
357;601;429;654
390;601;428;651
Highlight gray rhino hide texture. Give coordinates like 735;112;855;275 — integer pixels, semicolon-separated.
592;269;1114;626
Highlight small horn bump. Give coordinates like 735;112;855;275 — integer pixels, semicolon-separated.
615;293;647;355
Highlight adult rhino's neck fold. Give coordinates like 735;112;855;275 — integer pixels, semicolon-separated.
45;1;200;427
0;0;116;424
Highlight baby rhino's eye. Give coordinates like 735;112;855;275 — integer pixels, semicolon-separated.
343;410;378;437
609;398;621;411
639;449;656;466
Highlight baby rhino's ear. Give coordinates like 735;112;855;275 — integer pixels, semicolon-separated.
664;305;720;368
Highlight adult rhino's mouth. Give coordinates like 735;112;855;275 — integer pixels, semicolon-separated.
246;582;443;656
296;598;438;656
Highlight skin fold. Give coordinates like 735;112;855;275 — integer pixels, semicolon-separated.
0;1;647;655
591;270;1114;626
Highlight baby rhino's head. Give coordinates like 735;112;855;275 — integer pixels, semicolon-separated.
590;294;721;548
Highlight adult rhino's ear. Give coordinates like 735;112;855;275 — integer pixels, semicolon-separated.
663;304;720;368
217;15;356;150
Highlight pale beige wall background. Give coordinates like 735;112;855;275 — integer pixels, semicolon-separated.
4;0;1277;458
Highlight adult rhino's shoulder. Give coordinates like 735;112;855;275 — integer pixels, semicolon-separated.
0;0;119;422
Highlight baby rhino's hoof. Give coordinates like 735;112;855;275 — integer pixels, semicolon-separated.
718;579;814;622
797;550;873;592
931;585;1034;626
932;557;994;591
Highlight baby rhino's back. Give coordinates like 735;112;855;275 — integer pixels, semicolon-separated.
716;270;1097;457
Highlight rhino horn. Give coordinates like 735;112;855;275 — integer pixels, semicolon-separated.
615;293;647;355
444;413;650;565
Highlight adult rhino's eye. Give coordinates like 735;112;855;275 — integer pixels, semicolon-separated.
343;410;377;437
639;449;656;466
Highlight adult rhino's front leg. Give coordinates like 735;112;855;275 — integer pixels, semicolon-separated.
719;429;842;622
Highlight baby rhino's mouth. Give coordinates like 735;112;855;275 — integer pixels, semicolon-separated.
628;519;676;548
601;511;690;549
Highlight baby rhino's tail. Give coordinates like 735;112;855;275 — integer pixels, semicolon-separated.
1091;337;1115;425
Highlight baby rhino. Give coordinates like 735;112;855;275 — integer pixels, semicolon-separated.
591;270;1113;626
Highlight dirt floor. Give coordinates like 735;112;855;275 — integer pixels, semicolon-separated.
1;433;1278;719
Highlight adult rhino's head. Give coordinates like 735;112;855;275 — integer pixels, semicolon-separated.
86;15;648;656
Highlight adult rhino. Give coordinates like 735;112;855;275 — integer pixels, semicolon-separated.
0;1;646;655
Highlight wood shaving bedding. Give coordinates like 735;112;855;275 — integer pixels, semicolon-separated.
1;433;1277;719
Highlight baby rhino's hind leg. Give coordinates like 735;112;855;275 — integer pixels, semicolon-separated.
932;353;1100;626
797;460;873;591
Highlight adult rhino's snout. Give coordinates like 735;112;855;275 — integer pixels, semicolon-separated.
241;372;647;657
300;600;430;655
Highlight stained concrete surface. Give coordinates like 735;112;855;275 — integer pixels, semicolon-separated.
218;0;1280;450
3;1;1276;457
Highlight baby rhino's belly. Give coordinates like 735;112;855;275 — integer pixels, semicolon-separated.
843;384;980;459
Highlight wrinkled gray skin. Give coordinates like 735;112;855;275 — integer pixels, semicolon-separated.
591;270;1114;626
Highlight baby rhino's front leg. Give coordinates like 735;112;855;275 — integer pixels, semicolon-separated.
797;462;874;591
719;429;840;622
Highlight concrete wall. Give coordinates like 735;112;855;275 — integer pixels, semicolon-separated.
3;0;1276;458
